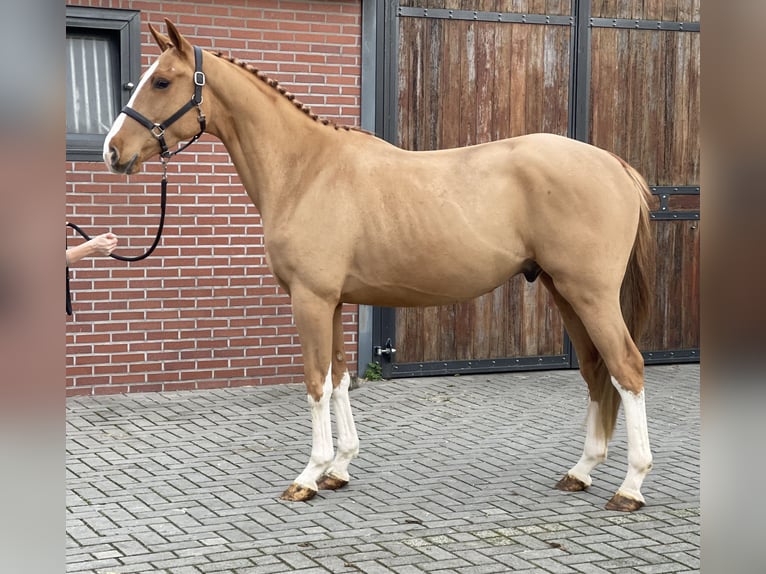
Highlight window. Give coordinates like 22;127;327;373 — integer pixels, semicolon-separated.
66;7;141;161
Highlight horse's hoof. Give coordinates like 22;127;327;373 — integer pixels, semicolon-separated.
605;493;645;512
556;474;589;492
280;483;317;502
317;474;349;491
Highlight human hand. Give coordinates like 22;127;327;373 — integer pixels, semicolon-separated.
89;233;119;256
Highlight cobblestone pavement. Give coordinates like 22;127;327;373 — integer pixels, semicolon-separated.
67;364;700;573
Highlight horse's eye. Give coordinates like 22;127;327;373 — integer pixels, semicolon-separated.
153;78;170;90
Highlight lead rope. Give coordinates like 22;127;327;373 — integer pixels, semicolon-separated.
67;160;168;262
66;160;168;315
66;224;72;315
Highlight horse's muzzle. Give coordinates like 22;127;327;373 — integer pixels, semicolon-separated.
105;147;139;175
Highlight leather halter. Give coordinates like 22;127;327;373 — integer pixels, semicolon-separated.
120;45;207;159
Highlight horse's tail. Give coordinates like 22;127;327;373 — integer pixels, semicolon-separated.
618;161;654;343
597;154;655;441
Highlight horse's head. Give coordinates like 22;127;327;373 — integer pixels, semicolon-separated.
103;19;206;174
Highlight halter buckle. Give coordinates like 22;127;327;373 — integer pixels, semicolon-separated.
194;71;206;87
150;124;165;139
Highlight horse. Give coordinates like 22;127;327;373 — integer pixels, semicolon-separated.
103;19;655;512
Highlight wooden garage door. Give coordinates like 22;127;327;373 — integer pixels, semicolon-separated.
588;0;700;360
375;0;699;376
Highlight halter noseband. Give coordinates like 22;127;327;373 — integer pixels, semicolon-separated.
120;45;207;159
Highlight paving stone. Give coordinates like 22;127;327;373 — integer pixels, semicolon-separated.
67;364;700;573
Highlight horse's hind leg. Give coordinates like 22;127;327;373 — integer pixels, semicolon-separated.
541;274;613;493
606;374;651;511
317;304;360;491
554;277;652;511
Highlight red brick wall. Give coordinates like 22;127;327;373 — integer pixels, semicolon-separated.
66;0;362;396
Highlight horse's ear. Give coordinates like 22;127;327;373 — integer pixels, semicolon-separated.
148;23;173;53
164;18;193;57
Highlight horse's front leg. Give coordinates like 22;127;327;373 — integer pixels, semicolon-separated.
317;304;359;491
280;291;337;502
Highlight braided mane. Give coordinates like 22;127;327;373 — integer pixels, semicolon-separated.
212;51;368;133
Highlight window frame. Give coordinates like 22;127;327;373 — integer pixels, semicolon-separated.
66;6;141;162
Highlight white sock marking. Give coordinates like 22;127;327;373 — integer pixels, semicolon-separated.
294;366;334;490
611;377;652;502
325;371;359;482
566;400;608;486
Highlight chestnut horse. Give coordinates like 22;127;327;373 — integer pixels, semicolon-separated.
104;20;655;511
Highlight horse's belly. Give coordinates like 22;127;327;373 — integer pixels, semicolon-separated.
341;254;523;307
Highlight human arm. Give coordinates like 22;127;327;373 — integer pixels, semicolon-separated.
65;233;119;266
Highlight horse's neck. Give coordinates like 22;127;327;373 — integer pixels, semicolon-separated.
206;59;332;224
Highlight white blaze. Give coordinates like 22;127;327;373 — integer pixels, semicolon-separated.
102;60;160;168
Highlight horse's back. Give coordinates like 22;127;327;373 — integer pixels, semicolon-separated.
353;132;642;255
374;132;639;212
